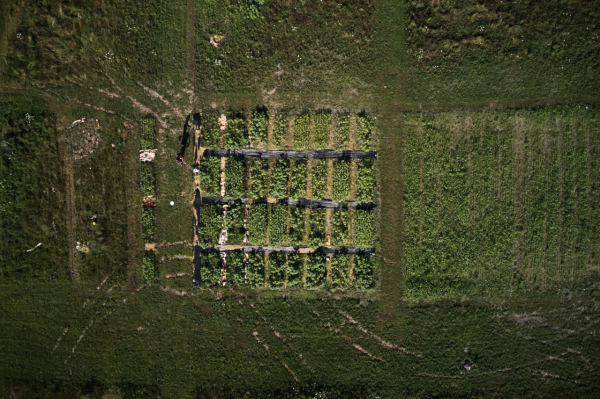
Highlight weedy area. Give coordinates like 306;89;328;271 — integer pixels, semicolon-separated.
1;0;599;397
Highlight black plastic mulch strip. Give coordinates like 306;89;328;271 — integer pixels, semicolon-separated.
195;195;377;210
202;149;377;160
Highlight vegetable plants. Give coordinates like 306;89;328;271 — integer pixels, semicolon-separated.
288;159;308;199
353;210;374;248
199;157;221;197
141;118;155;149
293;112;310;150
247;253;265;288
269;159;289;198
200;253;220;287
286;254;303;288
310;160;328;199
201;110;221;148
267;205;288;246
308;208;326;248
306;254;326;289
268;253;286;288
249;159;268;197
353;255;374;290
225;111;247;148
313;110;331;149
248;204;268;245
332;159;351;201
356;114;372;151
355;159;374;203
334;112;351;149
249;107;268;148
273;111;290;149
197;205;223;247
287;207;306;246
331;209;350;247
225;157;246;197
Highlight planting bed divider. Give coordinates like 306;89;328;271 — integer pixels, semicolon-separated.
196;245;375;255
196;195;377;210
203;149;377;160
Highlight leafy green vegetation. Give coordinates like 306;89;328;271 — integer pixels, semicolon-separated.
293;112;310;150
402;108;600;299
224;157;245;197
313;110;331;149
225;110;247;149
249;107;268;148
2;0;600;396
0;102;66;280
198;157;221;197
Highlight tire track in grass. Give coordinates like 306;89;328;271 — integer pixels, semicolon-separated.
339;311;421;358
321;314;384;362
236;292;316;382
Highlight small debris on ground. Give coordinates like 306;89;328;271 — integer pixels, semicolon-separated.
26;242;42;253
143;196;157;207
140;149;156;162
209;35;224;48
218;114;227;131
461;359;473;371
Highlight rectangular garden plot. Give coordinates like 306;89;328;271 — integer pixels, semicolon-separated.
191;109;377;290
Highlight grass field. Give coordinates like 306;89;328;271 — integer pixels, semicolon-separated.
1;0;599;397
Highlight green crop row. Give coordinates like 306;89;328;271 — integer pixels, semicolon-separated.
310;159;328;200
272;111;290;149
201;110;221;148
201;157;374;201
198;204;376;251
247;203;268;245
355;159;375;202
225;111;247;149
335;112;351;149
224;157;245;197
293;113;311;150
331;209;351;247
355;114;373;151
332;159;351;201
141;118;157;284
353;210;375;248
268;205;288;247
141;118;155;150
199;157;221;197
249;108;268;148
288;159;308;199
248;159;268;198
141;163;155;197
308;208;326;248
197;205;223;247
269;159;289;198
313;110;331;149
200;252;366;289
142;252;157;284
200;109;374;151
